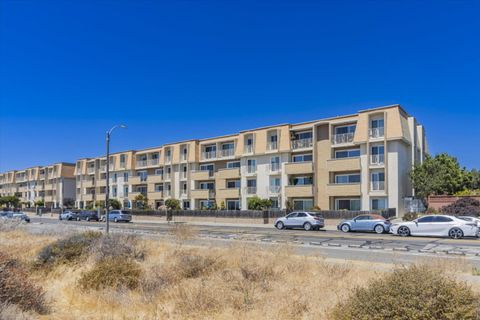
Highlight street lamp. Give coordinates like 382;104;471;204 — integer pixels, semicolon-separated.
105;124;126;234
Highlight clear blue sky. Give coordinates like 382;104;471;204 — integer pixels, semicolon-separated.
1;1;479;171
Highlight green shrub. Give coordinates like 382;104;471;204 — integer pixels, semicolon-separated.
78;257;142;291
332;265;480;320
0;253;48;314
402;212;418;221
35;231;102;267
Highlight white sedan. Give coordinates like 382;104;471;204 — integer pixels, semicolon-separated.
390;215;479;239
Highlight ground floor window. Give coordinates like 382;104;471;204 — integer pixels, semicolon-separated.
123;200;131;209
371;198;387;210
226;199;240;210
270;197;280;209
199;200;215;209
335;198;361;211
293;199;314;211
183;200;190;210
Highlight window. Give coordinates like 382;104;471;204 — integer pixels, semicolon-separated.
417;216;435;223
335;174;360;184
371;119;384;129
434;216;453;222
182;148;188;160
182;200;190;209
155;168;163;176
293;199;314;211
286;212;298;219
200;200;215;209
182;165;187;178
124;186;129;196
268;133;278;150
335;198;361;211
226;200;240;210
247;179;257;187
245;135;254;153
293;131;313;140
182;183;187;194
291;176;313;185
112;173;117;183
270;156;280;171
270;197;279;209
335;149;360;159
123;172;129;182
200;164;214;176
154;184;163;192
227;161;240;169
355;215;371;221
297;212;307;217
292;154;313;162
137;171;148;181
199;182;214;190
226;180;240;189
371;198;387;210
247;159;256;173
120;154;127;166
371;171;385;190
335;125;356;135
112;187;117;197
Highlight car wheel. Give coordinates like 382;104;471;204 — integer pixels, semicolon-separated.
341;224;350;233
114;218;118;223
449;228;464;239
303;222;312;231
374;225;385;234
397;226;410;237
275;221;285;230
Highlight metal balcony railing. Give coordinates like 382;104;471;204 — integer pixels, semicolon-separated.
369;127;385;138
87;167;95;174
149;159;159;166
136;160;148;167
269;185;281;194
202;151;217;160
221;148;235;157
331;132;354;144
291;138;313;149
370;154;385;165
247;165;257;174
244;145;254;153
269;163;281;172
246;187;257;194
267;141;278;150
371;181;385;191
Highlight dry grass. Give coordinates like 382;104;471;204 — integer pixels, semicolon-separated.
0;225;479;320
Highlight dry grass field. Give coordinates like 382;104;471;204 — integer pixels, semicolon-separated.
1;221;480;320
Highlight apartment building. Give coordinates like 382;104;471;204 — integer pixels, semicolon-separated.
0;163;76;208
73;104;426;215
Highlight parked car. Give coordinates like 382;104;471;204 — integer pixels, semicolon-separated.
100;210;132;223
456;216;480;227
0;211;30;223
274;211;324;231
76;210;99;222
59;210;78;221
390;215;479;239
337;214;391;234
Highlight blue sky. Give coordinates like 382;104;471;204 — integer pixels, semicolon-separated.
1;1;479;171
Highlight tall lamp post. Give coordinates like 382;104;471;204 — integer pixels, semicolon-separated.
105;124;126;234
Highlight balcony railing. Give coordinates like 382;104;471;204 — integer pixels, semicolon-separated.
221;148;235;157
269;163;281;172
371;181;385;191
149;158;159;166
332;132;354;144
269;185;281;194
246;187;257;194
370;154;385;165
267;141;278;151
165;156;172;163
369;127;385;138
244;145;254;154
202;151;217;160
136;160;148;167
291;138;313;149
119;162;126;168
164;173;171;180
181;153;188;161
181;171;187;179
247;165;257;174
137;175;148;182
87;167;95;174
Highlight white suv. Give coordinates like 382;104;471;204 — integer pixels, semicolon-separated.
275;211;325;231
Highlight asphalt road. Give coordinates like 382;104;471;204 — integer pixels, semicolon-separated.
30;217;480;266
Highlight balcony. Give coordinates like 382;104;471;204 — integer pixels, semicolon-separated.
327;158;360;172
216;168;240;179
291;138;313;150
331;132;354;145
130;176;148;185
83;180;95;187
96;179;106;187
326;183;361;196
147;191;164;199
119;162;126;169
268;185;281;194
371;181;385;191
285;162;313;175
221;149;235;158
267;141;278;151
245;187;257;195
87;167;96;174
202;151;217;160
148;174;164;183
191;189;215;199
136;160;148;167
149;159;159;166
285;185;314;197
370;154;385;165
369;127;385;139
191;170;215;180
244;145;254;154
246;165;257;175
217;188;240;198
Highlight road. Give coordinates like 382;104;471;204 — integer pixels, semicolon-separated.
30;216;480;267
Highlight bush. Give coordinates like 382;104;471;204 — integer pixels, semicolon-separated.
35;231;102;267
332;265;480;320
175;252;222;279
0;303;34;320
165;198;181;210
441;197;480;216
89;234;145;262
247;196;272;210
0;253;48;314
402;212;418;221
78;257;142;291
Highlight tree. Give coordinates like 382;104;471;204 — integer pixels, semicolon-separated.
220;201;226;210
165;199;180;210
0;196;20;208
470;169;480;190
410;153;470;201
247;196;272;210
440;197;480;217
108;199;122;210
35;199;45;207
134;194;149;210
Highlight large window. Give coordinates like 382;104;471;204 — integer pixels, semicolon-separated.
247;159;256;173
293;199;314;211
335;125;356;135
371;198;387;210
335;198;361;211
226;200;240;210
292;153;313;162
227;161;240;169
335;173;361;184
291;176;313;185
335;149;360;159
199;200;215;209
199;182;214;190
226;180;240;189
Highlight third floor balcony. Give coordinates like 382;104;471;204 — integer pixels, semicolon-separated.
331;132;354;145
291;138;313;150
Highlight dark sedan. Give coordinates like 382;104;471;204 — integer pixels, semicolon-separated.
76;210;99;222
